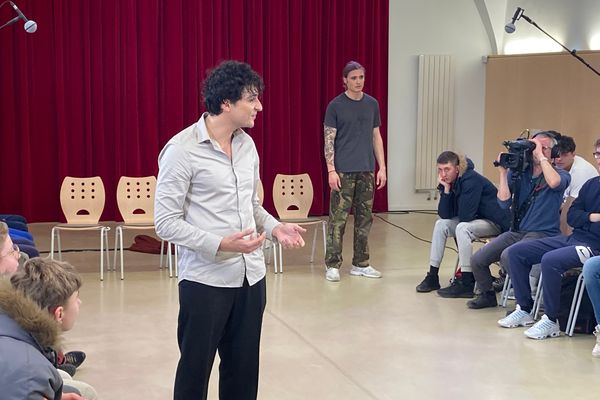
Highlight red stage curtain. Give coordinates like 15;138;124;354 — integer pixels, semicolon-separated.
0;0;388;222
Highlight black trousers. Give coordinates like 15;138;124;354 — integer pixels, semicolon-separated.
174;277;266;400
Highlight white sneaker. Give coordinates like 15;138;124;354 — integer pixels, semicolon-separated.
350;265;382;278
325;267;340;282
593;325;600;358
497;305;535;328
524;315;561;339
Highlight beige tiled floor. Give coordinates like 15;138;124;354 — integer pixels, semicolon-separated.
29;213;600;399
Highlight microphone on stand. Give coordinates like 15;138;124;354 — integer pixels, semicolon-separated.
0;1;37;33
504;7;524;34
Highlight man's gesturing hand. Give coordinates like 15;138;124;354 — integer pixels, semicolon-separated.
219;229;266;253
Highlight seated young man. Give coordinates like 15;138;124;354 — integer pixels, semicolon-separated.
498;139;600;339
467;131;570;309
416;151;510;297
554;135;598;235
0;258;97;399
582;255;600;357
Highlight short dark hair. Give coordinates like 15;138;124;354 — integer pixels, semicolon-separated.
436;151;459;165
557;135;576;154
342;61;365;78
202;60;264;115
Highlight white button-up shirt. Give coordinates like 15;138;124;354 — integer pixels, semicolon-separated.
155;113;280;287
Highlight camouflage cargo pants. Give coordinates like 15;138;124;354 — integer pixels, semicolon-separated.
325;172;374;269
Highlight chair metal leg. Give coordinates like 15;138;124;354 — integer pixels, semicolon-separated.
277;242;283;273
50;227;57;260
532;273;543;319
159;239;165;269
501;274;511;308
57;230;62;260
567;273;586;336
117;227;124;280
310;224;318;263
100;228;105;281
272;240;278;273
113;228;119;270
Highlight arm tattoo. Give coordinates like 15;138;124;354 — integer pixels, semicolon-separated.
324;125;337;166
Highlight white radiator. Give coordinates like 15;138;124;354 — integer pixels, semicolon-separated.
415;55;455;191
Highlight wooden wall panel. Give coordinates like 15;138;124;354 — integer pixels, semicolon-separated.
483;51;600;182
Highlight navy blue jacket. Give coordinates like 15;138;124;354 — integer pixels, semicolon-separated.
567;176;600;249
438;157;510;232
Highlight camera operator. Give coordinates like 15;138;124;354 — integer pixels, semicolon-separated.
467;131;570;309
415;151;510;298
500;139;600;339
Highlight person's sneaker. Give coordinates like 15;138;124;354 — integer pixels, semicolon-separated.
57;363;77;377
64;351;86;368
497;304;535;328
593;325;600;358
467;290;498;309
350;265;382;278
436;276;474;298
325;267;340;282
416;272;440;293
524;315;561;339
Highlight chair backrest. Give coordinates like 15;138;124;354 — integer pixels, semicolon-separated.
257;179;264;206
272;173;314;219
116;176;157;224
60;176;106;224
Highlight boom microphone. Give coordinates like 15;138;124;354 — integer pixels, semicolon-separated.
504;7;523;34
4;1;37;33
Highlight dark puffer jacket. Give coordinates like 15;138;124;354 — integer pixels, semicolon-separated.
438;155;510;232
0;279;63;400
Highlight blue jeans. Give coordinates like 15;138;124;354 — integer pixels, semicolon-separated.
583;256;600;325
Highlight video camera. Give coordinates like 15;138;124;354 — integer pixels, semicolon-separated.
493;138;536;173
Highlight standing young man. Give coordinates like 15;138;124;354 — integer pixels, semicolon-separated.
155;61;305;400
324;60;386;282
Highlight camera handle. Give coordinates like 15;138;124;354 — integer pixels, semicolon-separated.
509;172;524;231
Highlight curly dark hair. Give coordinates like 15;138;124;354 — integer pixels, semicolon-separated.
202;60;265;115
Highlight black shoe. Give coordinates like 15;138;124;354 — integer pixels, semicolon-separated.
437;277;475;298
64;351;86;368
57;363;76;377
492;276;505;293
467;291;498;309
416;272;440;292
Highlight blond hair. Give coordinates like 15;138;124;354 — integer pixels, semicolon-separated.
11;257;82;311
0;221;8;246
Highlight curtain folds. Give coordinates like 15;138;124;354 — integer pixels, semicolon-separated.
0;0;388;222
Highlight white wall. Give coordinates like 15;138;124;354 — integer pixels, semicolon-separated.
387;0;491;210
387;0;600;211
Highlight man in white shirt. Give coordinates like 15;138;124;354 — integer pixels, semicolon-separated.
554;135;598;235
155;61;306;400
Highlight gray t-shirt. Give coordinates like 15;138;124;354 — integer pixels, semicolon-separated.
324;92;381;173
